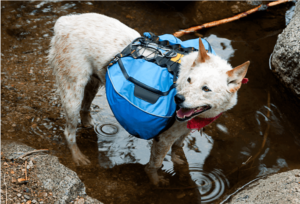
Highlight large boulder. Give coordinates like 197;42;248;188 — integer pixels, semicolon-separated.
225;169;300;204
271;1;300;100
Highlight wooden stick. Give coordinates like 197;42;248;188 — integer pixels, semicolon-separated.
18;149;49;159
25;161;28;181
173;0;292;38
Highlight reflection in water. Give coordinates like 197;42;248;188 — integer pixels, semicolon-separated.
204;34;235;61
258;158;288;177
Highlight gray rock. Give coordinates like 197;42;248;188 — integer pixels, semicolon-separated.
24;195;30;200
1;141;103;204
246;0;262;6
271;1;300;100
224;169;300;204
17;193;21;198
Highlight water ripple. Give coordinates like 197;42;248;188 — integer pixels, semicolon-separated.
189;168;229;203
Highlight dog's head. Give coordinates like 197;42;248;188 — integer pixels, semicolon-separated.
175;38;250;121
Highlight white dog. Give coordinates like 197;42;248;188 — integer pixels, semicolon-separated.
49;13;250;186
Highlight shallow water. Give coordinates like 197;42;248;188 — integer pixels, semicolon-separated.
1;1;300;203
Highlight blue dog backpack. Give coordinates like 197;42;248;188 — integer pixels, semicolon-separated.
106;32;215;140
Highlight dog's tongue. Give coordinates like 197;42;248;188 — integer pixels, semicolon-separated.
187;113;222;130
177;108;195;118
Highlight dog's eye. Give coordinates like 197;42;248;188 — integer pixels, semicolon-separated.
187;77;191;83
228;80;236;84
202;86;211;92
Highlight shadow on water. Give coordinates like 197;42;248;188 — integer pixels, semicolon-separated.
1;1;300;203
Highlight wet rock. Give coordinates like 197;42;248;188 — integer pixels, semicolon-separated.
271;1;300;100
226;169;300;204
1;141;103;204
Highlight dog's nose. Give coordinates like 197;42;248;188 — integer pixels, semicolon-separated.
174;94;185;105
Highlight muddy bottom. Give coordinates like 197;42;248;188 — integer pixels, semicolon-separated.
1;1;300;204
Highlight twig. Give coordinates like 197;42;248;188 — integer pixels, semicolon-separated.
250;91;271;167
4;173;7;204
25;161;28;181
242;156;252;165
173;0;292;37
18;149;49;159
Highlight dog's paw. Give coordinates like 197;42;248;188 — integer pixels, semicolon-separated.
171;153;185;165
82;124;93;129
70;144;91;165
80;111;94;128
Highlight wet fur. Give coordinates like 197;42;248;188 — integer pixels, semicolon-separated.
49;13;249;186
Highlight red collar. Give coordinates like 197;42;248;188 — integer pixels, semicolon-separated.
187;113;222;130
187;78;248;130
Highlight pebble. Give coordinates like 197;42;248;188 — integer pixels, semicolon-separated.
38;192;47;197
32;199;37;203
12;177;17;183
75;198;85;204
17;193;22;197
27;160;34;169
24;195;30;199
26;200;32;204
78;198;85;204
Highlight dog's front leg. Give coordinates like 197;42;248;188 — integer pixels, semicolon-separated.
145;130;188;186
145;137;174;186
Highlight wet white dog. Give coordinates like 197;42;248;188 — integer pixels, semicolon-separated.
49;13;250;186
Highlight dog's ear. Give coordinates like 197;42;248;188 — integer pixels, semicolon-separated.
227;61;250;93
192;38;210;67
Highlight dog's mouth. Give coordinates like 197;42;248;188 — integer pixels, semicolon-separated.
176;105;211;121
